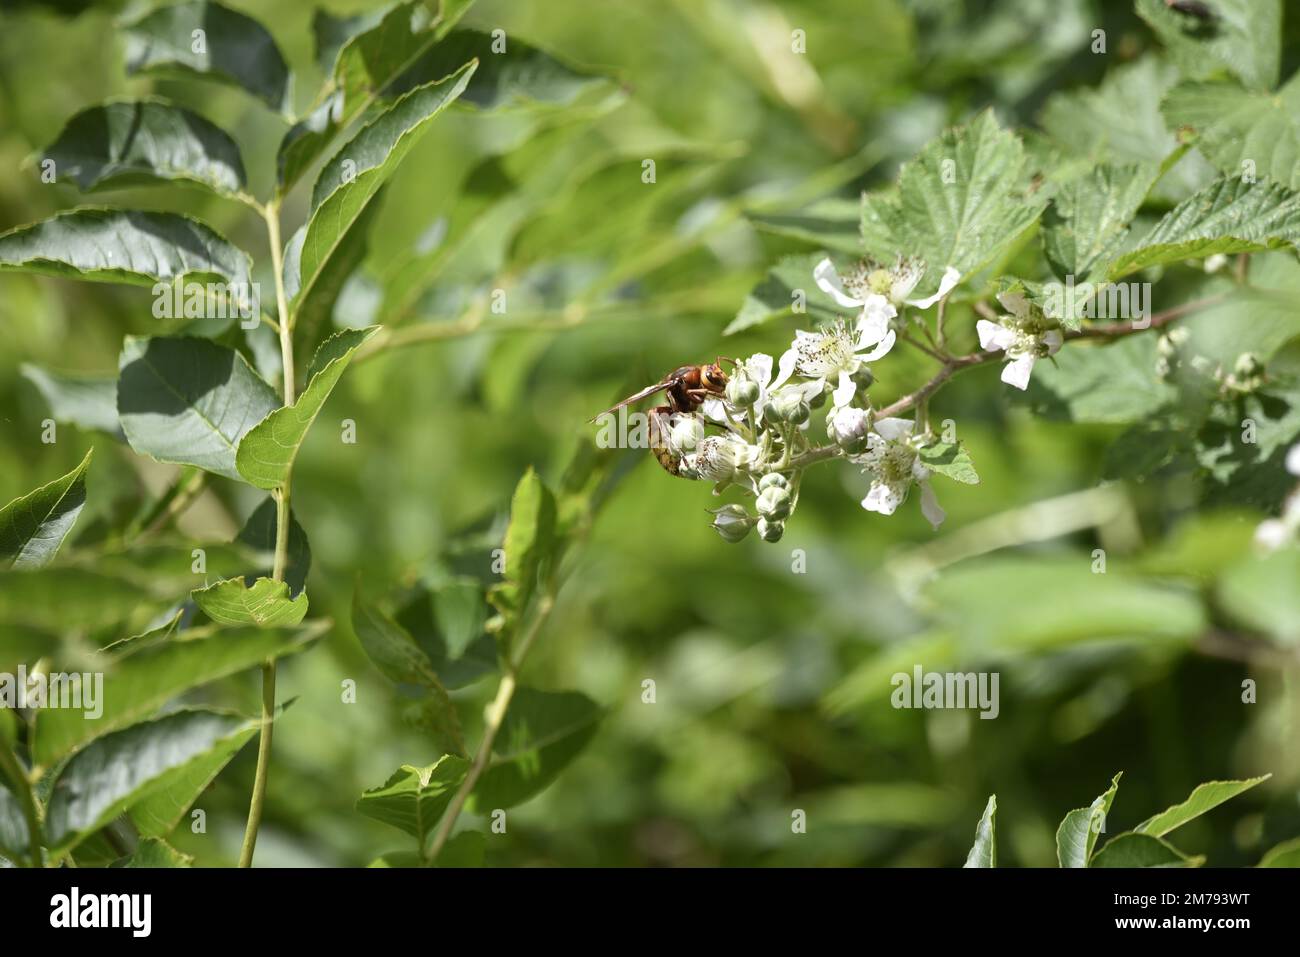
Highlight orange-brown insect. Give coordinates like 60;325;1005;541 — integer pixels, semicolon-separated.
591;359;732;476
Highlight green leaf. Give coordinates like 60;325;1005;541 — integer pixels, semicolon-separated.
1163;76;1300;191
0;568;154;638
433;578;487;661
1135;776;1271;837
123;0;290;112
109;838;193;867
20;365;123;438
1039;56;1213;203
311;7;385;74
1016;334;1178;424
1136;0;1280;92
191;576;308;628
432;829;485;867
44;709;257;856
471;688;601;810
1258;837;1300;867
0;786;31;862
32;622;321;768
355;755;470;849
1091;832;1204;868
117;335;280;482
366;849;425;868
918;441;979;485
0;448;92;569
125;725;256;840
235;327;379;490
236;497;311;597
351;589;464;757
1056;772;1122;868
1042;163;1159;283
1217;548;1300;643
487;468;557;640
294;65;475;319
926;559;1204;653
860;110;1045;295
40;98;246;197
1108;177;1300;279
745;197;862;253
276;0;475;190
0;208;252;290
389;28;608;110
962;795;996;868
724;252;845;336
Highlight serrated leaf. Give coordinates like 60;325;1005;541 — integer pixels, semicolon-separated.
117;335;280;482
123;0;290;112
1042;163;1159;282
32;622;322;768
1258;837;1300;867
236;496;311;597
1056;772;1122;868
109;838;193;867
724;252;844;335
40;99;246;197
1039;55;1213;203
1108;177;1300;278
918;441;979;485
470;688;600;810
0;448;92;569
20;365;123;438
356;755;470;849
191;577;308;628
1162;76;1300;191
352;589;464;756
1135;776;1271;837
277;0;474;190
1015;334;1178;424
1091;832;1204;868
44;709;256;857
859;111;1045;296
0;208;252;291
1136;0;1279;92
962;795;996;868
235;327;378;490
294;65;474;327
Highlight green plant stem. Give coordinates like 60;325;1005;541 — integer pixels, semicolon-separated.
0;741;43;867
238;199;296;869
424;593;557;863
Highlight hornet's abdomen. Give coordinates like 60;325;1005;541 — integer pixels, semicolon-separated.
648;405;687;477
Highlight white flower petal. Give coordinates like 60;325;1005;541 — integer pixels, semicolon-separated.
855;295;897;347
1254;519;1289;551
1001;353;1036;390
918;480;945;529
813;257;863;309
832;369;856;409
701;397;728;422
862;479;907;515
1285;442;1300;477
977;319;1013;351
996;290;1029;317
905;266;961;309
1042;329;1064;355
772;347;798;391
873;417;914;441
745;353;774;388
858;329;897;363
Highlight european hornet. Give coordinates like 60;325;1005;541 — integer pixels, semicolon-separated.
590;359;733;476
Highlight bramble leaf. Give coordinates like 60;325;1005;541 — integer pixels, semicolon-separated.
0;448;92;569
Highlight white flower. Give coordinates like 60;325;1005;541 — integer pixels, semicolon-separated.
1287;442;1300;477
1255;443;1300;551
976;291;1064;391
850;417;945;529
814;257;960;311
772;315;895;409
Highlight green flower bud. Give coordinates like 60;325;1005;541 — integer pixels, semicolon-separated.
756;485;792;520
708;504;753;543
851;364;874;391
763;400;784;426
757;517;785;542
726;372;760;407
773;389;810;426
758;472;789;492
